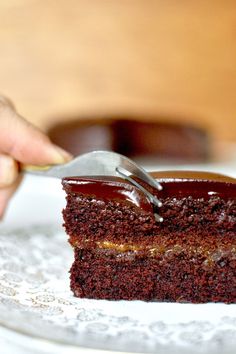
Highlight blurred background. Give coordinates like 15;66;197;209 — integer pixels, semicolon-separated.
0;0;235;141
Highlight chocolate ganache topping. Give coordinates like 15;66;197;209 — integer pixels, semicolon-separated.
62;176;153;212
62;171;236;213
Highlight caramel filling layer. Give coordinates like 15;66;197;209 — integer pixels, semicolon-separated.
95;240;235;255
96;241;236;267
72;240;236;265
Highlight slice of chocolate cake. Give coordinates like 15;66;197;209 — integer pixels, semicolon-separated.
62;171;236;303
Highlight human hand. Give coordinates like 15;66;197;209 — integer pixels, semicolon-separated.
0;95;72;218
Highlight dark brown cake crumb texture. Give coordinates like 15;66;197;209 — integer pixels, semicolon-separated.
63;192;236;303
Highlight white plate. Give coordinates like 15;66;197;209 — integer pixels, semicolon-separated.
0;157;235;354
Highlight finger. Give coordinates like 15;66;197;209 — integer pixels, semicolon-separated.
0;154;18;188
0;102;72;165
0;174;22;219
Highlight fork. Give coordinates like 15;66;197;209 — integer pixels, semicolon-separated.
24;150;163;221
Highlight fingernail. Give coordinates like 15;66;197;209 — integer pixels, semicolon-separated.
0;155;18;187
49;145;73;164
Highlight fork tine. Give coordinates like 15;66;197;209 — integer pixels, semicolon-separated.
116;167;162;208
114;153;163;221
118;155;163;191
116;166;163;222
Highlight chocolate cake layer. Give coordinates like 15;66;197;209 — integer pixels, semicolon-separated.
62;171;236;303
70;248;235;302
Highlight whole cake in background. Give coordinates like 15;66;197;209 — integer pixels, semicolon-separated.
62;171;236;303
48;117;210;162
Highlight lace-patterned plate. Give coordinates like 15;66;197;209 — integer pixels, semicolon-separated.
0;172;235;354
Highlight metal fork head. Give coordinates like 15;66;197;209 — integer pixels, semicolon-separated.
78;151;164;222
80;151;164;222
113;156;163;222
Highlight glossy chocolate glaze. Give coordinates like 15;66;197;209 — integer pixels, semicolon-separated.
62;171;236;212
62;176;153;212
150;171;236;199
